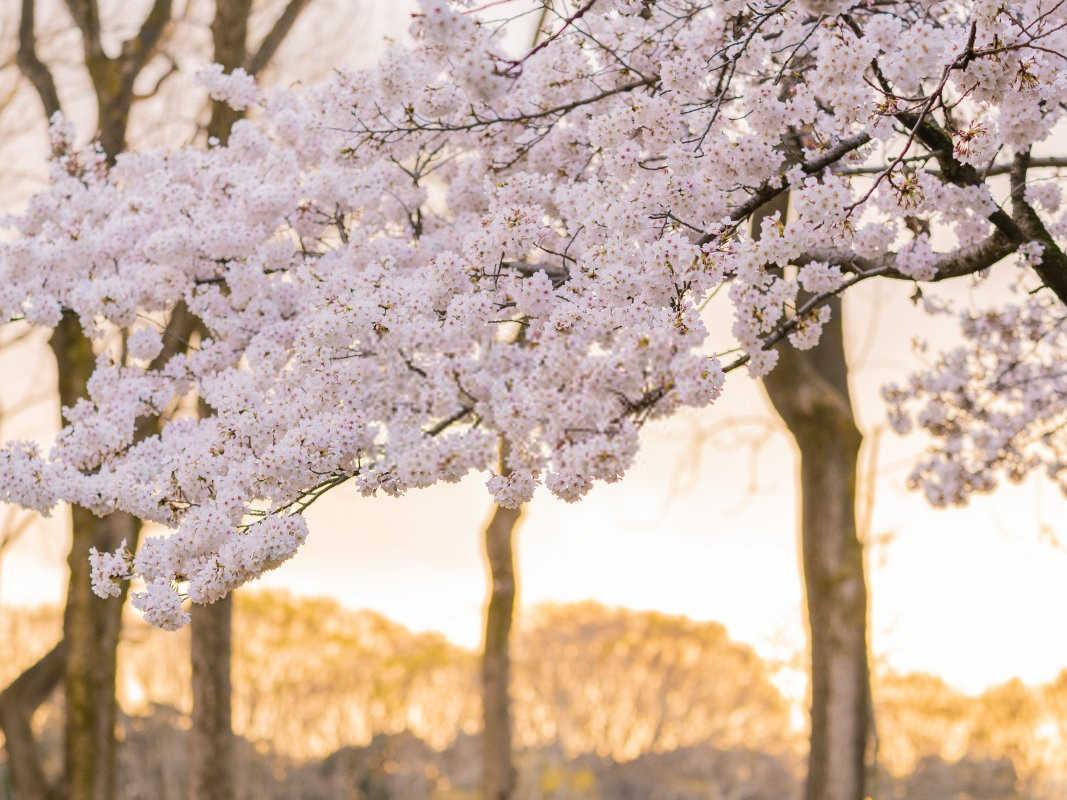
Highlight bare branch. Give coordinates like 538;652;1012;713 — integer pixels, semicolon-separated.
16;0;62;119
62;0;104;61
246;0;311;76
120;0;174;80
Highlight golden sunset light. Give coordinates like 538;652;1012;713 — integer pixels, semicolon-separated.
2;2;1066;799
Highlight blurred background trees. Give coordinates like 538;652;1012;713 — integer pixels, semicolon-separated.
3;591;1067;799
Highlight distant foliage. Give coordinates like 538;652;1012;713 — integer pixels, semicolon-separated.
4;594;1067;798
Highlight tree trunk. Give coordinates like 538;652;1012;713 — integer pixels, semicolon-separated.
207;0;251;145
0;641;66;800
765;344;869;800
185;7;252;798
15;38;143;798
189;595;234;800
756;196;871;800
50;313;141;800
481;500;522;800
91;63;133;162
17;5;173;797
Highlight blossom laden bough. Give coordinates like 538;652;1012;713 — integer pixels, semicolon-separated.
1;0;1065;626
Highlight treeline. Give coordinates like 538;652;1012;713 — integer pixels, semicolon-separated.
2;592;1066;799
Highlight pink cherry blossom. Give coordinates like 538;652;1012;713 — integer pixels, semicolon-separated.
1;0;1064;627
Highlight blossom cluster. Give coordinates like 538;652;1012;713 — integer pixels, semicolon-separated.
0;0;1064;626
885;290;1066;507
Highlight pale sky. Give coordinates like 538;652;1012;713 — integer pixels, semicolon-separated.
1;0;1065;701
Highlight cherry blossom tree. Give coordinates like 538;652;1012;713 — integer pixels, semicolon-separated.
12;3;177;796
1;1;1065;798
5;2;316;798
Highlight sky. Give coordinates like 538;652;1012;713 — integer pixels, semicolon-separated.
1;0;1065;701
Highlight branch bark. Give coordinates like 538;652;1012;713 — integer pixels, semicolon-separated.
68;0;174;159
1010;150;1067;303
16;0;62;119
892;107;1067;304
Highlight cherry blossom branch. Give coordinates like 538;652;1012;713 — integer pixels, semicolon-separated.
696;132;872;246
1010;149;1067;303
724;230;1022;374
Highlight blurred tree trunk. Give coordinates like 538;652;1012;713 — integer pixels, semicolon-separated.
61;508;139;800
58;6;171;793
51;314;141;800
189;4;311;799
15;2;314;797
756;194;871;800
481;498;522;800
16;4;177;797
186;4;249;798
480;437;525;800
189;596;234;800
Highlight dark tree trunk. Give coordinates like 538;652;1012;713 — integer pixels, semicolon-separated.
188;4;313;796
185;4;249;795
16;4;174;798
481;500;522;800
189;595;234;800
765;337;870;800
756;196;871;800
50;313;142;800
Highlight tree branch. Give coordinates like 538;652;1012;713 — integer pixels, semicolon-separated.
120;0;174;80
696;132;872;246
1010;150;1067;303
62;0;104;62
803;230;1017;284
724;230;1020;374
16;0;62;119
835;155;1067;177
245;0;311;76
0;640;67;800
